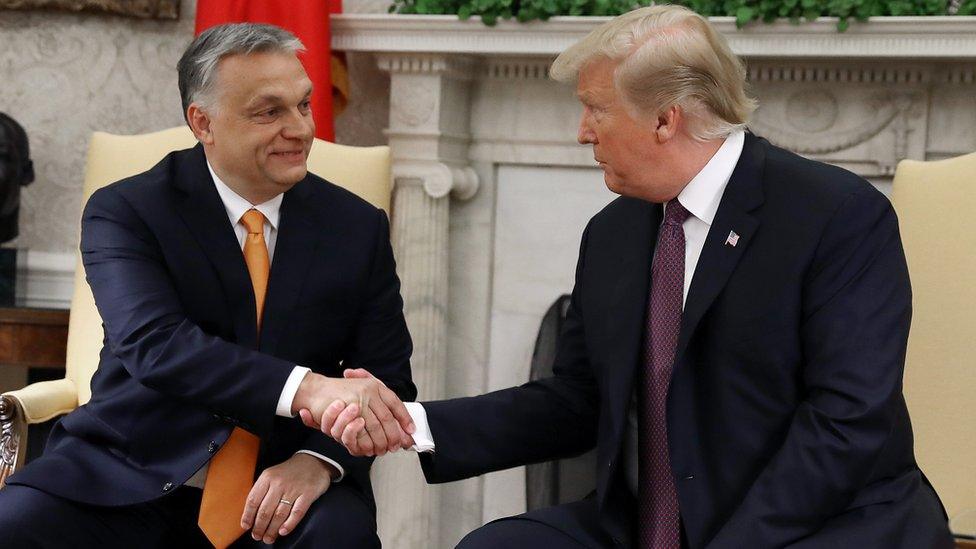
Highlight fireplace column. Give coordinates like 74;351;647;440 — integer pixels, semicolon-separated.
370;53;479;549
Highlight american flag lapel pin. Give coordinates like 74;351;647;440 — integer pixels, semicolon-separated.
725;230;740;247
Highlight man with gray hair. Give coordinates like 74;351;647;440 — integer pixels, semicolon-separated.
331;5;952;547
0;23;416;548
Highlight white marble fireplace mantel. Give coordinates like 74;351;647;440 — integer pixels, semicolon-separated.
333;14;976;58
331;14;976;549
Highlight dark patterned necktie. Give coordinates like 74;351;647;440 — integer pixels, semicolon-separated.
638;199;690;549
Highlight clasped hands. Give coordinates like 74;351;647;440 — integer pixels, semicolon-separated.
291;368;415;456
238;369;411;544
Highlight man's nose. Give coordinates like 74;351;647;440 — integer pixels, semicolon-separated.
578;115;595;145
282;108;314;140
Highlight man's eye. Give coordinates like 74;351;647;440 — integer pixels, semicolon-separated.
258;109;277;118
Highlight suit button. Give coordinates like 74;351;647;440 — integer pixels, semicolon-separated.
163;482;174;492
208;441;218;453
684;474;695;480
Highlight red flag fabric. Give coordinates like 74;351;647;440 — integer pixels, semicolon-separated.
195;0;340;141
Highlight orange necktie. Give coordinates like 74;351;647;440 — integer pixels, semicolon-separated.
198;209;269;548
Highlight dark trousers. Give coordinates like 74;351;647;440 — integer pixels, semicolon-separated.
458;498;618;549
0;483;379;548
455;486;951;549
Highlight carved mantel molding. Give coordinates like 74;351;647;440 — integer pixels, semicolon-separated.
392;160;479;200
334;15;976;176
378;53;481;200
333;14;976;58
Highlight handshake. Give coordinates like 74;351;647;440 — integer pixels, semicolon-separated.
291;368;415;457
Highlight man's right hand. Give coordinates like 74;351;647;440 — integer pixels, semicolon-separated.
316;368;418;457
291;371;415;456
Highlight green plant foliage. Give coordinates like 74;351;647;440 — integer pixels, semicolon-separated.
389;0;956;29
959;0;976;13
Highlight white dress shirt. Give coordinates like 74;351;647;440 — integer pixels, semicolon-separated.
403;130;746;473
621;129;744;493
184;161;345;488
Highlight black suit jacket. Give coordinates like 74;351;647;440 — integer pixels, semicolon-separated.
418;135;951;548
9;144;416;507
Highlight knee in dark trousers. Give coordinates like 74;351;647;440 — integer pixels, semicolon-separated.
0;486;38;547
275;483;379;549
0;485;117;548
458;518;589;549
458;499;613;549
0;484;204;548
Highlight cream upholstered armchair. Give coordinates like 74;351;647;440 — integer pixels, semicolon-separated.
0;126;391;488
891;153;976;543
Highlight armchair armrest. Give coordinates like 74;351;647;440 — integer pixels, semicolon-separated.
1;379;78;489
3;378;78;423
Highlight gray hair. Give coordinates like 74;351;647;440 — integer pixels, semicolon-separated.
177;23;304;120
550;5;756;140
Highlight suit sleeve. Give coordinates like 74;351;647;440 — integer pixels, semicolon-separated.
297;208;416;486
81;187;294;437
417;222;600;484
708;188;913;547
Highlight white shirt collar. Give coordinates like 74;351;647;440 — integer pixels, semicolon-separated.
206;159;282;230
674;130;745;226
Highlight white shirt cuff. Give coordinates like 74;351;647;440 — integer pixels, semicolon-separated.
295;450;345;482
276;366;311;417
404;402;435;453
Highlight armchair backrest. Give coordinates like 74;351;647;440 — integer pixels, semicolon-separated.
69;126;391;405
891;153;976;525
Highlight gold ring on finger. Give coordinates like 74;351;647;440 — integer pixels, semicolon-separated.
279;499;293;506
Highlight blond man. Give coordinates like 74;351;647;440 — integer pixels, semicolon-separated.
331;6;953;548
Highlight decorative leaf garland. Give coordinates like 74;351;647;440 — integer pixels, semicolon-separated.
389;0;967;31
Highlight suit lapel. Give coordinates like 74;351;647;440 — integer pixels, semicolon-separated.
174;145;258;349
674;134;766;362
604;199;660;433
259;178;322;355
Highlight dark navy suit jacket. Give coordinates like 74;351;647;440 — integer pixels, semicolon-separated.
418;135;952;548
9;144;416;507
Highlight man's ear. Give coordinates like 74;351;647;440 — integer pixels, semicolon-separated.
654;105;681;144
186;103;215;145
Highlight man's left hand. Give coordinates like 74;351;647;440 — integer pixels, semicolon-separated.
241;453;335;544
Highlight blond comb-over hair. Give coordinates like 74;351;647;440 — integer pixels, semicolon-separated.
550;5;756;140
